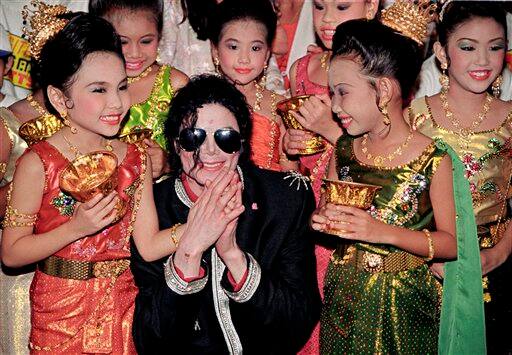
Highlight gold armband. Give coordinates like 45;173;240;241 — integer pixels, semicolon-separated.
2;184;38;228
423;229;434;262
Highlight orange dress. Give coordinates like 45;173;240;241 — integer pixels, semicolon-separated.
28;141;143;354
250;111;281;172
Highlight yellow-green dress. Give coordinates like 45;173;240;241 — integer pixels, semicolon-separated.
321;137;446;354
119;65;174;151
409;96;512;354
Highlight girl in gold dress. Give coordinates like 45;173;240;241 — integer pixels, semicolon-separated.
408;2;512;353
312;7;485;354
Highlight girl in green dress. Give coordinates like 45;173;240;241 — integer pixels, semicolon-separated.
311;16;485;355
89;0;188;179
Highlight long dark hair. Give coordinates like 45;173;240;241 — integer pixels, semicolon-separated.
165;74;252;177
38;13;124;115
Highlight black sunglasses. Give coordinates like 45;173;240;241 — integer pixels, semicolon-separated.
178;128;242;154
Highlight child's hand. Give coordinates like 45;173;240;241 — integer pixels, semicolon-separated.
283;128;314;155
69;192;118;238
290;94;341;144
144;139;170;178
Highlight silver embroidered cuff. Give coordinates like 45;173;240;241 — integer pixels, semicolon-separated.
223;253;261;303
164;254;208;295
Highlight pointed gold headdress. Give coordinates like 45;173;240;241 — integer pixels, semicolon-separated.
380;0;437;45
21;0;70;61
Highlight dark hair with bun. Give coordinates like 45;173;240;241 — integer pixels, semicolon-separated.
38;13;124;115
331;19;423;102
438;1;507;47
209;0;277;47
89;0;164;35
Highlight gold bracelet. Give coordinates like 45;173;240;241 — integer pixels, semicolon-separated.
422;229;435;262
169;223;183;248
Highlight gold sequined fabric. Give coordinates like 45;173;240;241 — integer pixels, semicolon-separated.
0;108;32;355
0;108;28;187
18;113;63;146
410;96;512;230
119;65;174;151
320;137;446;354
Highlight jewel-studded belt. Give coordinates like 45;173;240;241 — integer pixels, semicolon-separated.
331;244;425;273
478;218;510;249
38;255;130;280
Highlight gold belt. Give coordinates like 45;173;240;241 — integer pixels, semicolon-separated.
331;245;425;273
38;255;130;280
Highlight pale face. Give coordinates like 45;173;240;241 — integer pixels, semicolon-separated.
110;9;159;77
180;103;241;194
313;0;370;49
442;17;506;94
64;52;130;137
329;57;381;136
213;20;270;85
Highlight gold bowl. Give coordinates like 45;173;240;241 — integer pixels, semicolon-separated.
276;95;326;155
119;127;153;144
59;151;127;221
322;179;381;236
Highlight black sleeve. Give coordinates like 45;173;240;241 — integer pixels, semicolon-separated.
228;187;321;353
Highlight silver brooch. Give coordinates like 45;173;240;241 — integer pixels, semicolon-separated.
283;171;310;191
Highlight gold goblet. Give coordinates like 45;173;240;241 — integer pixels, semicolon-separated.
322;179;381;236
276;95;326;155
59;151;127;222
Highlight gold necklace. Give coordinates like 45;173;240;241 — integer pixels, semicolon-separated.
127;64;153;84
26;94;49;116
360;130;414;166
320;52;330;72
253;80;264;111
440;89;493;151
63;134;113;159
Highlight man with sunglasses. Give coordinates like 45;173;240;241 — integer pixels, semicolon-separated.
130;75;321;354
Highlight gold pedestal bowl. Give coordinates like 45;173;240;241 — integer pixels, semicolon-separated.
322;179;381;236
59;151;127;222
276;95;326;155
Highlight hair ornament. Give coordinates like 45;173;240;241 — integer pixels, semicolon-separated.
438;0;454;22
22;0;70;61
380;0;437;45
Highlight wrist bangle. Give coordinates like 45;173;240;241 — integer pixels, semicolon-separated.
170;223;183;248
423;229;435;262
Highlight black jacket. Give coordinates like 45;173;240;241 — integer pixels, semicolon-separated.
131;165;321;354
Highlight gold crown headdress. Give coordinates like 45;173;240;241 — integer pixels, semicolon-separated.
380;0;437;45
21;0;70;61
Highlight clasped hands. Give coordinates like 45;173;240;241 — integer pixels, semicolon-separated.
175;168;246;280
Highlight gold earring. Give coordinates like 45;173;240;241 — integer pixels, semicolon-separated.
214;57;220;73
259;64;268;88
439;62;450;93
379;103;390;125
492;75;503;98
156;48;161;63
61;111;77;134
